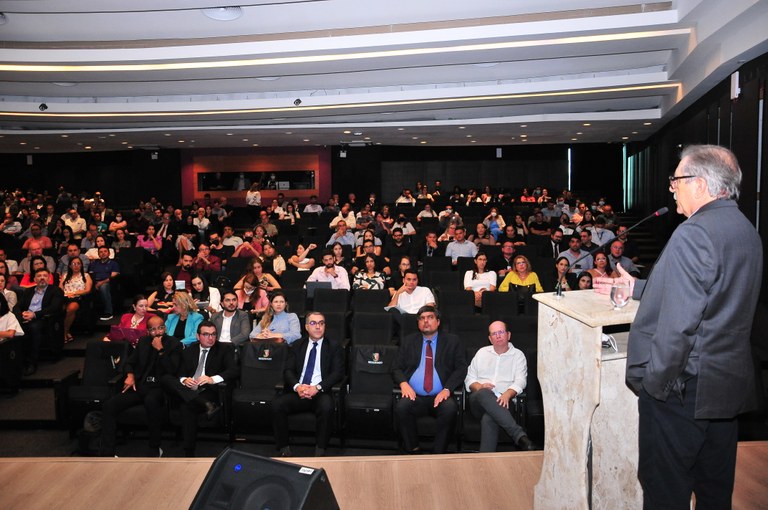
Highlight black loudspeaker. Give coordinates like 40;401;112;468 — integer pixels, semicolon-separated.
189;447;340;510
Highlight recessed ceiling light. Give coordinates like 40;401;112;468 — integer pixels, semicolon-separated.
343;130;351;134
397;128;405;131
252;143;259;147
303;139;310;142
84;146;92;150
19;142;27;145
178;140;185;143
121;141;128;145
164;133;171;136
470;140;477;143
61;134;68;138
466;135;472;138
643;122;652;126
632;131;638;134
520;134;527;138
621;136;629;140
420;141;427;144
576;132;583;135
201;6;243;21
34;146;40;150
256;76;280;81
98;136;106;139
242;138;249;142
127;146;133;149
412;136;419;140
108;134;115;137
571;138;578;141
52;82;77;87
226;133;233;136
520;124;527;128
353;132;363;136
583;123;591;126
472;62;499;68
458;126;466;130
285;132;292;135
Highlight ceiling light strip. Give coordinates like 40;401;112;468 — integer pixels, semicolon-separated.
0;83;678;118
0;29;690;73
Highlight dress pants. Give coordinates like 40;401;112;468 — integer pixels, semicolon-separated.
160;375;219;455
22;319;45;365
469;388;525;452
272;392;335;449
638;378;738;510
395;394;457;453
100;385;166;456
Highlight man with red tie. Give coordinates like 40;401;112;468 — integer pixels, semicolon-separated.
271;311;345;457
393;305;468;454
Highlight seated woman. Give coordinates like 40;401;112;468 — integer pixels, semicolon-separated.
438;223;457;242
352;255;386;290
107;212;128;235
252;225;270;247
287;243;317;271
330;241;353;271
18;256;56;288
147;272;177;314
232;230;263;258
262;242;286;277
588;252;617;280
111;228;132;253
85;235;115;260
576;271;593;290
233;258;280;309
281;203;301;225
56;226;75;257
190;274;221;319
576;210;595;232
0;261;19;292
545;256;576;293
520;188;536;203
482;207;506;240
558;213;576;237
104;294;156;344
60;257;94;343
0;294;24;342
480;185;494;204
240;273;270;317
136;224;163;257
499;255;544;293
375;205;395;238
464;253;497;307
164;291;204;346
354;229;382;257
470;222;496;247
0;274;17;312
249;291;301;344
416;203;438;222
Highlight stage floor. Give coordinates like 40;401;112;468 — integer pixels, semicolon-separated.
0;442;766;509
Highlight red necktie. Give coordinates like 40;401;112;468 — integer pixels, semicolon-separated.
424;340;433;393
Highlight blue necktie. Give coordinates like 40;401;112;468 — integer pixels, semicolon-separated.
301;342;318;385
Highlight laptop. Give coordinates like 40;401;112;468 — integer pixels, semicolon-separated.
305;281;333;298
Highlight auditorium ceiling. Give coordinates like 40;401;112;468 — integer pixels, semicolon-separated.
0;0;766;153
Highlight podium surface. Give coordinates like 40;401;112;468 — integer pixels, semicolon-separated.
533;290;641;510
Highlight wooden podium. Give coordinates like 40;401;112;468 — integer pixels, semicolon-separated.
532;290;642;509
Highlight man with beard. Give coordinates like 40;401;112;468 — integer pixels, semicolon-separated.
306;251;350;290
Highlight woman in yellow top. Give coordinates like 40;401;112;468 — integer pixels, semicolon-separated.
498;255;544;293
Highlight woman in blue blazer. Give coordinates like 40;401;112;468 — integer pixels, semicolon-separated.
164;291;204;346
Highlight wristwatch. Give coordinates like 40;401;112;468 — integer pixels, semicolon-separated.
315;384;323;392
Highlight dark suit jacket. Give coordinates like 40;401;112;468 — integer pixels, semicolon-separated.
627;199;762;419
393;332;468;392
412;241;446;265
15;284;64;322
538;239;566;259
211;309;252;346
284;337;344;392
176;341;239;383
124;334;182;386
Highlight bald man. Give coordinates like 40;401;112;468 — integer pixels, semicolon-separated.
464;321;536;452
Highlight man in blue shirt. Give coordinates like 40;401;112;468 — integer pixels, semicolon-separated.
445;225;478;265
325;220;355;247
88;246;120;320
393;305;467;453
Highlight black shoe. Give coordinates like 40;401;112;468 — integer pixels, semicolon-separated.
279;446;292;457
517;435;538;451
314;447;326;457
23;363;37;377
202;401;221;420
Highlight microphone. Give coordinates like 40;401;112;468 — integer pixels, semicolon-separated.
555;207;668;297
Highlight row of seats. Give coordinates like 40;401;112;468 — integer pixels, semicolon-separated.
61;339;543;452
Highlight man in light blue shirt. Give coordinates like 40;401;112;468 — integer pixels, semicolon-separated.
325;220;355;247
445;226;478;265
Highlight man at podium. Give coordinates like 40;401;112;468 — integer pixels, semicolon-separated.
596;145;763;509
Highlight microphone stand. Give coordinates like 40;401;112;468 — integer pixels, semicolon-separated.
554;207;668;298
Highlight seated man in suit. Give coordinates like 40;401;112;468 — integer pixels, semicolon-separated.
465;320;537;452
100;316;182;457
272;311;345;457
161;320;238;457
14;267;64;375
393;305;468;454
210;291;251;346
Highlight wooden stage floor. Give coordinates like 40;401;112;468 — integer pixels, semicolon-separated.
1;442;766;509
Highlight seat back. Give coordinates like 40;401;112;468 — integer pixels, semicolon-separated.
351;289;391;313
81;341;131;387
351;312;395;346
313;288;350;314
436;289;475;317
349;345;398;395
238;342;288;389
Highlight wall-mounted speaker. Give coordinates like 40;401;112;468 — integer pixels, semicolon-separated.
189;448;340;510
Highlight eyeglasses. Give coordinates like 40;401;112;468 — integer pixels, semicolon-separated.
308;320;325;326
148;326;166;332
490;331;508;337
668;175;696;189
198;332;217;338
